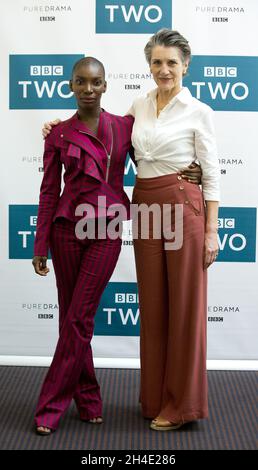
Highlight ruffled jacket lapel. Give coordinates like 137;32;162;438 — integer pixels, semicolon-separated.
61;112;113;183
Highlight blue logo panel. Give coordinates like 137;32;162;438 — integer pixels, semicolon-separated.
9;54;84;109
96;0;172;33
217;207;256;262
95;282;139;335
184;56;258;111
123;153;137;187
9;205;41;259
9;205;256;263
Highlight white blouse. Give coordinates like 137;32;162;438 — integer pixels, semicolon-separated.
128;87;220;201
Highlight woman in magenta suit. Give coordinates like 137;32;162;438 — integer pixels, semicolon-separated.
32;57;134;435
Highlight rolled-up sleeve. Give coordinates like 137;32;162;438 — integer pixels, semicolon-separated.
195;107;220;201
34;135;62;256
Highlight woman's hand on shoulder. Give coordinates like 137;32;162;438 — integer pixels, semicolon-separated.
42;119;61;138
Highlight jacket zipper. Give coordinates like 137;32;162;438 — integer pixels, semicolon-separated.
79;123;113;183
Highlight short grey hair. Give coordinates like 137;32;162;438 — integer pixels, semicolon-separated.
144;29;191;66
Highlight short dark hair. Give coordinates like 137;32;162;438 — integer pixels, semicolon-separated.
144;29;191;65
71;57;105;78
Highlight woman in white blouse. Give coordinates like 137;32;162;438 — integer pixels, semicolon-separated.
129;29;220;431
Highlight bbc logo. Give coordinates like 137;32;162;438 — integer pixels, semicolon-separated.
204;67;237;77
30;216;37;227
30;65;63;76
218;218;235;229
115;293;138;303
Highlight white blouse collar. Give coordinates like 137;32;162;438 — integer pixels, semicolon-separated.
147;86;193;106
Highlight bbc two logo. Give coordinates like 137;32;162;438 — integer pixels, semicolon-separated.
96;0;172;33
95;283;139;336
216;208;256;262
10;54;258;111
9;54;84;109
184;56;258;111
9;205;256;262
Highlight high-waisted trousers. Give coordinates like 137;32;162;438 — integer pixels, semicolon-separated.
34;217;122;430
132;173;208;424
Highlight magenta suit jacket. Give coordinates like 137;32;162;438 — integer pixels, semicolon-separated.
34;111;134;256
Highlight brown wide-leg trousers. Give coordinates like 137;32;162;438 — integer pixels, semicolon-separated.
132;173;208;424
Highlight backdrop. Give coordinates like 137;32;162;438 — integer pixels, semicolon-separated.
1;0;257;367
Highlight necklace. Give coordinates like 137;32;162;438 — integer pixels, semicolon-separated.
156;88;182;116
156;101;168;117
156;96;170;116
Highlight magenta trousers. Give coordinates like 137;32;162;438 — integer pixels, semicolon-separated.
132;173;208;424
34;217;122;430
